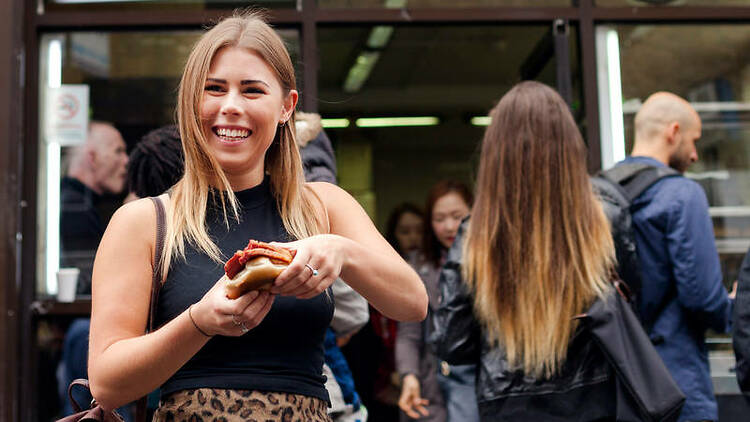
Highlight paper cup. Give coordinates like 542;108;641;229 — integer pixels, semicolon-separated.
56;268;80;302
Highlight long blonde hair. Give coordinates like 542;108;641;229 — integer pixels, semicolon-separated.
163;11;322;272
463;81;614;378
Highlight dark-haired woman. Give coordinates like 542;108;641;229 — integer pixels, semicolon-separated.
432;81;617;421
397;181;478;422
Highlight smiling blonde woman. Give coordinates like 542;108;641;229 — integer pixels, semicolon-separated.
86;11;427;421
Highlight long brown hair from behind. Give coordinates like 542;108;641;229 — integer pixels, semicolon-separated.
423;180;473;268
164;10;323;273
463;81;614;378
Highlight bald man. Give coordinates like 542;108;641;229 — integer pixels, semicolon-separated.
58;122;129;418
616;92;733;422
60;121;128;295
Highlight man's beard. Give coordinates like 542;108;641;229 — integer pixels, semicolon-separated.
668;153;690;173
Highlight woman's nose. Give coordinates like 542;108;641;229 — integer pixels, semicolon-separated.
220;92;242;115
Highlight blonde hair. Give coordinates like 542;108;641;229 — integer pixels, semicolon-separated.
162;10;322;272
463;81;614;378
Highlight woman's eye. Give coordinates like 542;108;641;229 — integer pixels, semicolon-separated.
204;84;223;92
244;87;265;94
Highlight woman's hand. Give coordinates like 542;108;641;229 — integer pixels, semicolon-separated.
270;234;345;299
398;374;430;419
191;275;276;336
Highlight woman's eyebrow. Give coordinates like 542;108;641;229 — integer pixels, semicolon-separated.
241;79;271;88
204;78;270;88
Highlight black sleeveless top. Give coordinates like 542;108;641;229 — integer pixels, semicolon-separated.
155;179;334;402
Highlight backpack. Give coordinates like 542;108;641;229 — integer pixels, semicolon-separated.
590;162;680;320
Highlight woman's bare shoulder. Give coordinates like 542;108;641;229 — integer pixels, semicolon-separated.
105;197;159;244
306;182;352;203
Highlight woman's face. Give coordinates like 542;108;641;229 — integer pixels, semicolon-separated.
432;192;470;249
200;46;297;184
395;211;423;255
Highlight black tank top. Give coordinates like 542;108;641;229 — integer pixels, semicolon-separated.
155;179;334;402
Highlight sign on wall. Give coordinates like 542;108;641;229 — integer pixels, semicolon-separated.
44;84;89;146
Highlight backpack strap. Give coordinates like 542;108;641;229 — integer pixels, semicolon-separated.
602;163;680;340
602;162;680;202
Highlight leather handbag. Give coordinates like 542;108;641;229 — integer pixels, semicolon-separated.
56;380;125;422
56;196;167;422
579;281;685;422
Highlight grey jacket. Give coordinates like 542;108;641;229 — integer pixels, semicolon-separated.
395;252;446;422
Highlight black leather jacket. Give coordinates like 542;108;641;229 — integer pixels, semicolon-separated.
430;220;616;421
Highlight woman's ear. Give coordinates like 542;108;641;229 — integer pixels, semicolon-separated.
281;89;299;123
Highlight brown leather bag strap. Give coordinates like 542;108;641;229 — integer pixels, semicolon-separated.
148;196;167;333
135;196;167;422
66;379;90;413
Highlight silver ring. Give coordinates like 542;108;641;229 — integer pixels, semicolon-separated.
231;314;242;326
305;263;319;277
239;322;249;334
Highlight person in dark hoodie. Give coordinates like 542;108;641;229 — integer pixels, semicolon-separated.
296;111;370;422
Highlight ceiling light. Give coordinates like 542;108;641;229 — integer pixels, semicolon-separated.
471;116;491;126
321;118;351;129
355;116;440;128
385;0;408;7
367;26;394;49
343;51;380;93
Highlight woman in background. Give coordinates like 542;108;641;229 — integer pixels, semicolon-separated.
431;81;617;421
386;203;424;258
397;181;478;422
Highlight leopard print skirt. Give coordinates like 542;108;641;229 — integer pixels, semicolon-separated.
152;388;332;422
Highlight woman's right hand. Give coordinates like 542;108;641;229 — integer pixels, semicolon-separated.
398;374;430;419
190;276;276;336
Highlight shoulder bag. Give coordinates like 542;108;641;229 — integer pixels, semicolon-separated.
579;281;685;422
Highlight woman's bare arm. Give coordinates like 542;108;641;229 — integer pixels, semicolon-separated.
87;198;209;408
87;197;274;409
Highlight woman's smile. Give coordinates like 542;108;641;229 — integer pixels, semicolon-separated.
212;125;252;144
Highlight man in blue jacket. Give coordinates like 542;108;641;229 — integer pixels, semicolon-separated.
733;249;750;395
615;92;733;422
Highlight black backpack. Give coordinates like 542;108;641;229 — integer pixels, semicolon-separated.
591;162;680;320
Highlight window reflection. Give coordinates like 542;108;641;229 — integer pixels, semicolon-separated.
38;29;299;296
615;25;750;267
607;25;750;386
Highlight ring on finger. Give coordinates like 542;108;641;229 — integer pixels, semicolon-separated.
239;322;249;334
305;263;319;277
231;314;242;326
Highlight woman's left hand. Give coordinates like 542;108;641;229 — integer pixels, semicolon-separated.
270;234;346;299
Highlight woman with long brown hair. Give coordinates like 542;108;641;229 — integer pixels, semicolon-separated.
432;81;617;420
87;11;427;421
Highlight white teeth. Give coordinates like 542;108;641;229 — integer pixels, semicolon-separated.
216;128;249;138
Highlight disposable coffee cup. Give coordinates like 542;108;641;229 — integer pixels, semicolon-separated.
56;268;80;302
